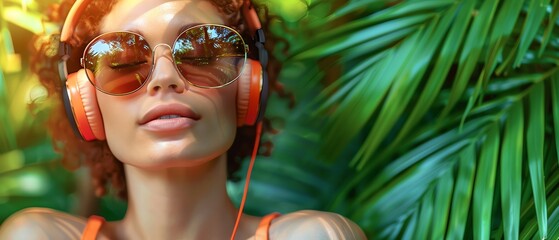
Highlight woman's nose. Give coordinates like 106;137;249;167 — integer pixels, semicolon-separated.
146;45;187;95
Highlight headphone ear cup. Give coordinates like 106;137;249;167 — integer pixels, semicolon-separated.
237;60;262;126
64;69;105;141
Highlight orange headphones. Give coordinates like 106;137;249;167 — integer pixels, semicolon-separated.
58;0;269;141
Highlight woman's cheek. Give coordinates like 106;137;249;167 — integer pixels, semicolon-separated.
96;94;137;159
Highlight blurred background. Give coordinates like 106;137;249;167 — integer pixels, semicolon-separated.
2;0;559;239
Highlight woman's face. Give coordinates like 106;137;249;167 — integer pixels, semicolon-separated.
97;0;238;168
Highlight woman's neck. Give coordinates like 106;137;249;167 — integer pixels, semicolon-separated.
111;155;247;240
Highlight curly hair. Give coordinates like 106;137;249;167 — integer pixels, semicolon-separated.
31;0;288;200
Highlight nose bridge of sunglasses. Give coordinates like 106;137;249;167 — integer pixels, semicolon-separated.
148;43;187;87
151;44;174;63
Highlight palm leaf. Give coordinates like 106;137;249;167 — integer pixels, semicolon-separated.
446;144;476;240
527;82;547;239
279;0;559;238
431;169;454;239
553;72;559;165
500;101;523;240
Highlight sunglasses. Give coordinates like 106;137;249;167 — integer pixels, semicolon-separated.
80;24;248;95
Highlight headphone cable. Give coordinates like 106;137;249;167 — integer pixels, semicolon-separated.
230;121;263;240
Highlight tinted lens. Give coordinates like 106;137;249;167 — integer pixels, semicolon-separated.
84;32;151;95
173;25;246;87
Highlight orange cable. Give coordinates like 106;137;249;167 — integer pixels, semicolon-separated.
230;121;263;240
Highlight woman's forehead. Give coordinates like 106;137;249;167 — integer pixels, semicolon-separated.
100;0;225;33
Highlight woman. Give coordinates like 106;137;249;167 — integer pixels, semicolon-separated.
0;0;366;239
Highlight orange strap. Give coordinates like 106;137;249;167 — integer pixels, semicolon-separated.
81;213;278;239
81;215;105;240
255;212;281;240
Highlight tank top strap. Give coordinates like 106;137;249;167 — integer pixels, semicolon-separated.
255;212;281;240
81;215;105;240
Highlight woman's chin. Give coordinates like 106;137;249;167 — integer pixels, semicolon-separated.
107;132;232;169
117;147;226;170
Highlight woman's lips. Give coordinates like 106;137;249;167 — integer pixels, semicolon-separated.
141;117;197;132
139;103;201;132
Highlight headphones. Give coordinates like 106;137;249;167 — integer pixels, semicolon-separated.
58;0;269;141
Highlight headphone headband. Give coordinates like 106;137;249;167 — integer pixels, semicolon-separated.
241;0;261;37
60;0;91;43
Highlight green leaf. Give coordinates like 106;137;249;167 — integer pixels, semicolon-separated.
0;69;15;151
354;139;469;230
472;0;524;109
500;102;524;240
527;82;547;240
401;210;419;240
362;117;490;196
319;57;389;161
415;186;435;239
483;0;523;75
446;144;477;240
552;72;559;166
325;0;387;21
546;168;559;240
547;196;559;240
315;51;386;113
472;124;500;240
291;14;434;59
326;0;454;25
351;17;459;168
539;0;559;56
431;169;454;239
515;0;551;67
314;48;389;110
320;27;432;162
440;0;500;120
392;0;475;147
339;26;416;61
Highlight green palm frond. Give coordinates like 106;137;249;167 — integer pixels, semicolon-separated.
275;0;559;239
229;61;354;214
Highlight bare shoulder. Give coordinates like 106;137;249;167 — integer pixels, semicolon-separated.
0;207;87;240
269;210;367;240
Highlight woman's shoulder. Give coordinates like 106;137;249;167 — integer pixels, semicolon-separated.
269;210;367;240
0;207;88;240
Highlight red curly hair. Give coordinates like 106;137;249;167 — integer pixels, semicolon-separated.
31;0;289;200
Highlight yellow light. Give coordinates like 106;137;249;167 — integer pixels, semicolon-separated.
278;0;308;22
21;0;33;12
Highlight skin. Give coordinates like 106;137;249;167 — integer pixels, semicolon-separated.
0;0;368;239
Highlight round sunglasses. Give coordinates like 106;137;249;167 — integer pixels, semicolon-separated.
80;24;248;95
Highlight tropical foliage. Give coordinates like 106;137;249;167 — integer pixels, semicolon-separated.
0;0;76;219
2;0;559;239
266;0;559;239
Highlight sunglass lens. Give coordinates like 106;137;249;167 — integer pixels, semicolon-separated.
173;25;246;87
84;32;152;95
